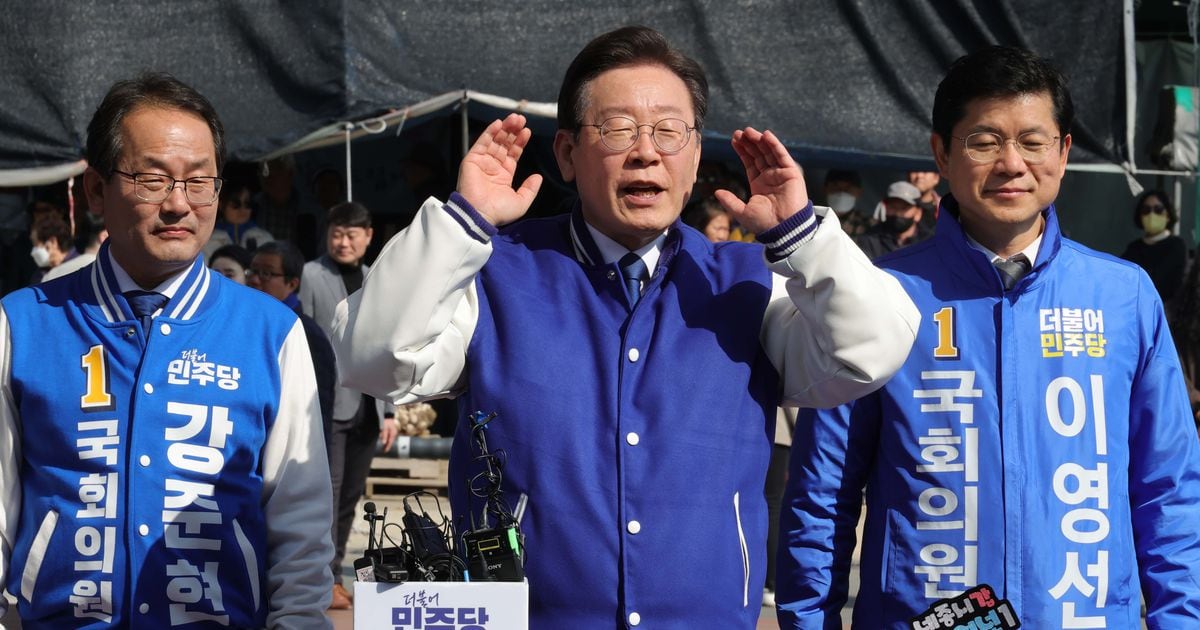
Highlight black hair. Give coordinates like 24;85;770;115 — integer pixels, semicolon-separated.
31;214;72;252
932;46;1073;153
218;180;254;212
73;211;106;252
327;201;373;229
557;26;708;132
1132;189;1177;231
683;198;727;232
254;240;306;281
208;244;251;271
86;71;225;177
824;169;862;189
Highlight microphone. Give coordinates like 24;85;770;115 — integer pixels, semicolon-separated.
355;502;380;582
364;502;378;552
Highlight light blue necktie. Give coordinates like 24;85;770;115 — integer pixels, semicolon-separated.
618;253;648;307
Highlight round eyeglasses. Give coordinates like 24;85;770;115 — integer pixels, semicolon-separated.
112;170;224;205
953;132;1061;165
580;117;696;154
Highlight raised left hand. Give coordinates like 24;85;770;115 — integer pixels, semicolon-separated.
715;127;809;234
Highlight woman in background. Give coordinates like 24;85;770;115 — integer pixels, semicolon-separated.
204;181;273;259
682;198;730;243
1121;189;1187;305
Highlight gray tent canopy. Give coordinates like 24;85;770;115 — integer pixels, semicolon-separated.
0;0;1127;186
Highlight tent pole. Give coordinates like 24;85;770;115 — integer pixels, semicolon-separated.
461;91;470;161
1121;0;1143;200
1122;0;1136;168
344;123;354;202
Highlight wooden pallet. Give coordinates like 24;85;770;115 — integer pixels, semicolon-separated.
364;457;449;498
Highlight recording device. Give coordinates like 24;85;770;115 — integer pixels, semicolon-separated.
462;524;524;582
351;410;525;584
460;411;526;582
355;501;409;583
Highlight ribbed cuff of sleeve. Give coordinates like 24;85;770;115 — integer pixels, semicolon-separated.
444;192;499;243
757;201;817;262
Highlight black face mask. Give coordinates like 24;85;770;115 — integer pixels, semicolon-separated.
883;215;915;234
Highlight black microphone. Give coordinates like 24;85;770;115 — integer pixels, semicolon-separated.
364;501;378;552
355;502;380;582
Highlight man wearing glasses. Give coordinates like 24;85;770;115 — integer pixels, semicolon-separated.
333;26;918;627
777;46;1200;628
0;73;333;628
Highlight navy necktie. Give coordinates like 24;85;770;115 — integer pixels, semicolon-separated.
993;254;1030;291
125;290;168;336
618;253;648;307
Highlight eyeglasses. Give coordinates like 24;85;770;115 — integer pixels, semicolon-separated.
1139;203;1166;215
953;132;1061;165
246;268;286;280
112;170;224;205
580;117;696;154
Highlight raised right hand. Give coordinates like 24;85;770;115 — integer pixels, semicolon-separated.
456;113;544;227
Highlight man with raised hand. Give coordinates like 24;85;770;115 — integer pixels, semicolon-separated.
334;26;918;629
0;73;332;629
777;46;1200;628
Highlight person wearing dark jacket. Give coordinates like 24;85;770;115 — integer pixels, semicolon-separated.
246;240;336;448
854;180;933;260
1120;189;1187;305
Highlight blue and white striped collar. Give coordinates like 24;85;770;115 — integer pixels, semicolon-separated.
567;202;675;272
90;241;214;324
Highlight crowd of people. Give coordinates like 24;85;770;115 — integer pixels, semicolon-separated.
1;23;1199;630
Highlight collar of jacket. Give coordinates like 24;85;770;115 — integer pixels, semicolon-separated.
565;200;685;271
936;194;1063;291
90;240;214;325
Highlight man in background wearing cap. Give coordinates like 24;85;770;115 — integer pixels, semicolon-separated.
853;180;931;260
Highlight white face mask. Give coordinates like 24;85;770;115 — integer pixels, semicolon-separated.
826;191;857;214
30;245;51;268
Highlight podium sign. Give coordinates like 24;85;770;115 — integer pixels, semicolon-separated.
352;581;529;630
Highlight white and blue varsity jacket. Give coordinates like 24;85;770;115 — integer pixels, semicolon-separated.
0;244;333;629
333;193;918;629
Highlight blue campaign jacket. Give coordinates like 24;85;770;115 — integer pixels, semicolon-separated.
778;201;1200;629
1;245;329;628
452;208;780;629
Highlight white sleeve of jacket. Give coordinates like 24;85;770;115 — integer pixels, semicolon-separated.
0;306;20;628
262;320;334;630
761;206;920;408
332;196;488;405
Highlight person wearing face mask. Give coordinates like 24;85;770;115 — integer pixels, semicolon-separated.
1121;189;1187;305
853;180;933;260
823;169;873;236
28;214;73;284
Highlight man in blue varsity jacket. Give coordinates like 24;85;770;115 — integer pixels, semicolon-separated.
333;26;919;629
0;73;333;629
777;47;1200;629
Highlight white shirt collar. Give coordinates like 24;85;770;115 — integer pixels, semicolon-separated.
584;221;667;274
108;248;193;298
1143;230;1171;245
965;231;1042;265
